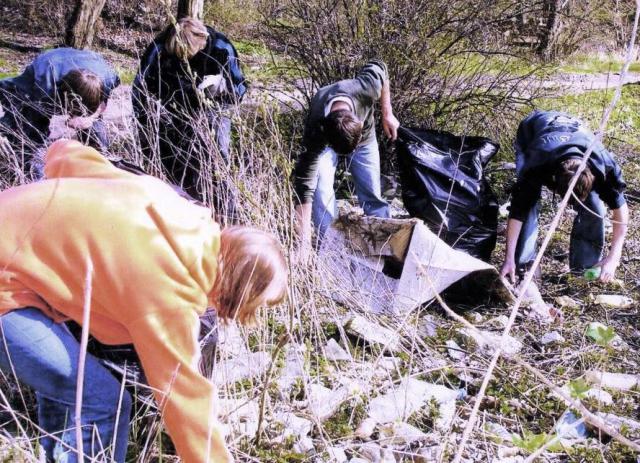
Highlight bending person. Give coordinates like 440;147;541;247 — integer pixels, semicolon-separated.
0;47;119;179
500;110;628;284
0;139;287;462
293;60;399;253
133;16;246;219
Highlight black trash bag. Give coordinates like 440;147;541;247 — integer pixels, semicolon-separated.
396;127;499;261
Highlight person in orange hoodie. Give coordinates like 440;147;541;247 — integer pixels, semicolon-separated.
0;139;288;462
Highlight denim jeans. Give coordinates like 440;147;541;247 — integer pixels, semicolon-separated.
0;308;132;463
514;191;605;271
312;139;390;238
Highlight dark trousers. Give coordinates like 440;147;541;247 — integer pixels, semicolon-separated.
139;108;237;223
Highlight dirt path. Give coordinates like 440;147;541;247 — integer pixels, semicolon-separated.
542;71;640;94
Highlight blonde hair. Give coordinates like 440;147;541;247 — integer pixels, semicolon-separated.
211;226;288;325
165;17;209;60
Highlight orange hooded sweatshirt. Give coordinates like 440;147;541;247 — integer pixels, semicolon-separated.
0;140;232;462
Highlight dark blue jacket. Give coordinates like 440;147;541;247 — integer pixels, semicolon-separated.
510;110;626;221
132;26;246;117
0;47;119;109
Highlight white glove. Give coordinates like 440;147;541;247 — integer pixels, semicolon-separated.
198;74;228;97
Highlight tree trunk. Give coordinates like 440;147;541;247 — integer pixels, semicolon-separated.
536;0;562;61
177;0;205;20
65;0;107;49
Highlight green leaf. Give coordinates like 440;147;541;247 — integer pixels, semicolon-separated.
568;378;591;400
586;323;616;347
511;431;558;454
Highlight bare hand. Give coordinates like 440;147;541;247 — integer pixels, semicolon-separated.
596;255;620;283
500;258;517;284
66;115;96;130
382;112;400;141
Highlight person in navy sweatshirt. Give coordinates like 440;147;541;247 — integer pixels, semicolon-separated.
500;110;628;283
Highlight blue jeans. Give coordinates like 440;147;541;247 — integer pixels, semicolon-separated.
515;191;605;271
0;308;132;463
312;139;390;238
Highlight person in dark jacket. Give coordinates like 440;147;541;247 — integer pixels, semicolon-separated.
500;110;628;283
293;60;400;254
132;17;246;218
0;47;119;179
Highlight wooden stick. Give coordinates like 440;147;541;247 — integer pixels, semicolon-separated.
75;256;94;461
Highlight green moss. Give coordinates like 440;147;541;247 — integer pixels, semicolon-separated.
234;39;271;58
117;67;136;85
250;444;306;462
559;53;640;74
408;397;441;431
323;400;367;439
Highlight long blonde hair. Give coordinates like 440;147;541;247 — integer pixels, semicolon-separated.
211;226;287;325
165;17;209;60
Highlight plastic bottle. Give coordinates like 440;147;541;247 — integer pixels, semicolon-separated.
583;267;601;281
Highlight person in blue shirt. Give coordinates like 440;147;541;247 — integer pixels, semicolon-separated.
500;110;628;283
132;17;246;219
0;47;120;179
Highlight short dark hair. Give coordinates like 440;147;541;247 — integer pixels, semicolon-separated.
59;69;104;116
323;109;362;155
555;158;595;201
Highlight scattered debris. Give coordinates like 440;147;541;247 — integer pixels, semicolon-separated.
378;421;433;445
484;422;513;443
459;328;523;358
367;377;458;431
325;338;353;362
272;412;312;440
417;315;438;338
555;410;588;441
593;294;634;308
554;295;581;309
486;315;509;329
446;339;467;361
519;281;558;322
217;397;260;438
276;344;306;392
594;412;640;438
355;417;378;440
540;331;565;345
585;370;639;391
344;315;401;352
326;446;348;462
307;384;349;421
293;436;314;454
214;351;270;386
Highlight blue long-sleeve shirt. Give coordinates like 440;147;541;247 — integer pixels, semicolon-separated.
510;110;626;221
0;47;119;109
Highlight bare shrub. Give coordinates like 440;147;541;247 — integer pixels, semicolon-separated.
260;0;546;135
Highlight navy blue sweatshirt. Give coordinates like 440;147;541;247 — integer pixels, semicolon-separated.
510;110;626;221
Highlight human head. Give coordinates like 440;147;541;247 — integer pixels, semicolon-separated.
211;226;288;325
59;69;105;117
555;158;595;202
165;17;209;61
323;109;363;155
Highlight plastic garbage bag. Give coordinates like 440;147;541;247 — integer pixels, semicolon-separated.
396;127;499;261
